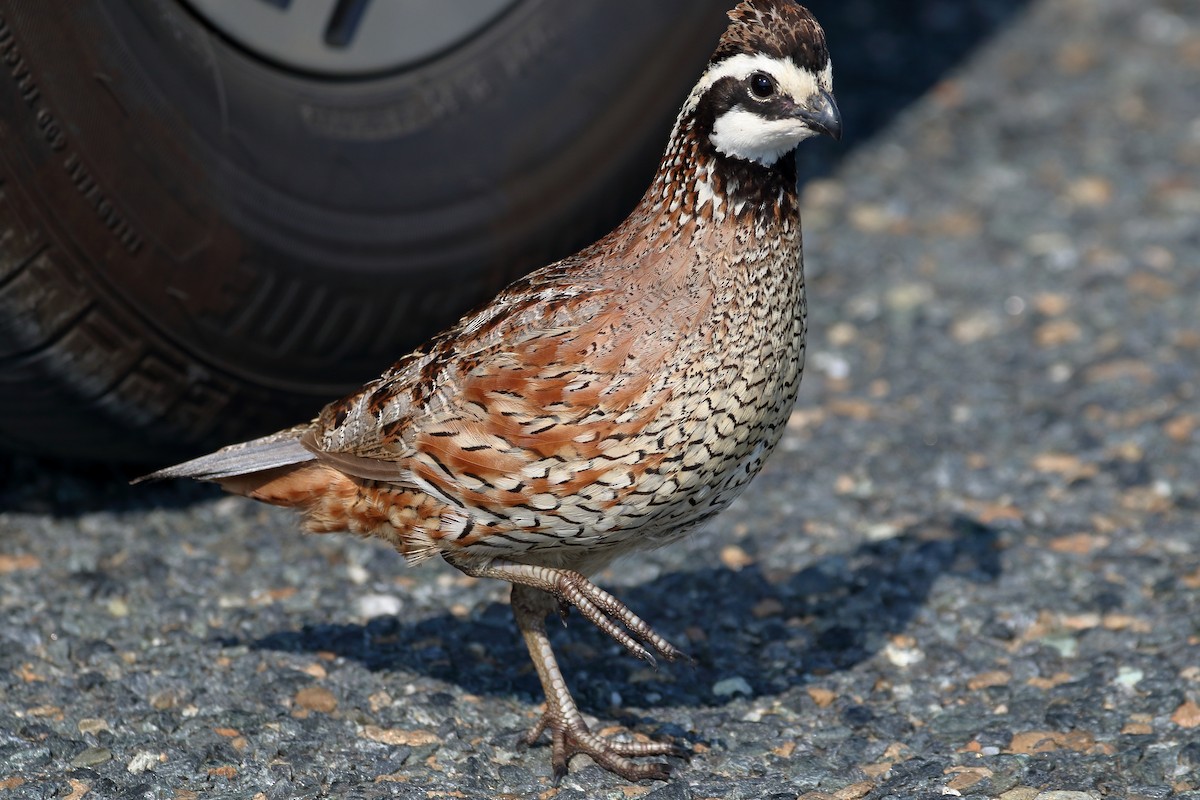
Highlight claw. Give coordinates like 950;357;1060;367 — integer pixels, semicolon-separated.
628;642;657;666
525;709;681;783
641;762;672;781
551;571;686;664
672;742;692;761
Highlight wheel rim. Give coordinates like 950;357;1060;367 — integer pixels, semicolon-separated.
180;0;520;76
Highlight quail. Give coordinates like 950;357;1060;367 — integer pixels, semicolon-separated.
143;0;841;782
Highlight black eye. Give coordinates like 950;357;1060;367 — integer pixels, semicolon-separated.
749;72;775;99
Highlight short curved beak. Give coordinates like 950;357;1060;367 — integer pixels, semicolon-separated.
797;90;842;141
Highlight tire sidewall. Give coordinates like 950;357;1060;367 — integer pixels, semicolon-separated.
0;0;728;459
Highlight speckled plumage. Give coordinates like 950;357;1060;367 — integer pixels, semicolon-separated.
146;0;840;782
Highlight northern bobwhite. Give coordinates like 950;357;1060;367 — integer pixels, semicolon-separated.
144;0;840;782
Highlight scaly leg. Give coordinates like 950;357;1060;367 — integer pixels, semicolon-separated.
511;584;685;782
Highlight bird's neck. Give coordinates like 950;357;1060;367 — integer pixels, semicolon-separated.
639;112;800;226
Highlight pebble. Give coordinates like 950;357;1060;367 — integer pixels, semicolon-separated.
712;677;754;698
126;751;160;774
356;593;403;618
294;686;338;714
346;562;370;585
950;312;1003;344
719;544;755;571
884;640;925;668
884;282;933;314
77;718;109;735
812;352;851;380
1039;634;1078;658
1172;700;1200;728
69;747;112;768
999;790;1039;800
1114;666;1144;688
850;203;903;234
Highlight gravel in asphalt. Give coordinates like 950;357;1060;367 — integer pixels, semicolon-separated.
2;0;1199;798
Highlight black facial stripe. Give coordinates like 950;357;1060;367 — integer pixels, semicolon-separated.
748;96;802;122
695;76;746;132
695;76;800;130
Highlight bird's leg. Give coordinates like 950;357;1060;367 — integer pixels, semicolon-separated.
510;583;685;783
449;558;687;665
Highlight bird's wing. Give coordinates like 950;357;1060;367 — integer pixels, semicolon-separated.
301;272;686;535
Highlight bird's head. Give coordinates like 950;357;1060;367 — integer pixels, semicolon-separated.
686;0;841;168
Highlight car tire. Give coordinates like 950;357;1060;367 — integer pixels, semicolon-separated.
0;0;727;462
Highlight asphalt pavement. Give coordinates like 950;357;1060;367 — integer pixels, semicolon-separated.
2;0;1199;798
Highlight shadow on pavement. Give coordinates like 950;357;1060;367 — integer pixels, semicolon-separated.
0;456;220;516
251;515;1002;717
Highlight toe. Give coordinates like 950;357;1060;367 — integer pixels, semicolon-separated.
603;756;673;782
604;738;689;759
555;726;681;782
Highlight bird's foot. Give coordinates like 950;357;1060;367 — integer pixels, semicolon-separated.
506;581;690;782
547;570;689;667
522;711;687;784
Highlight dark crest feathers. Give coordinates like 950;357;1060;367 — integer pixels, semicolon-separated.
714;0;829;73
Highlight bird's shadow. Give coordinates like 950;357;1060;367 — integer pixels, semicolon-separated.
250;515;1001;719
0;455;220;516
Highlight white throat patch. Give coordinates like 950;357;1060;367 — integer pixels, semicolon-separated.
711;109;816;166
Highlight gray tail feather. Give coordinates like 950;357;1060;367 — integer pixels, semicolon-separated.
134;427;316;484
